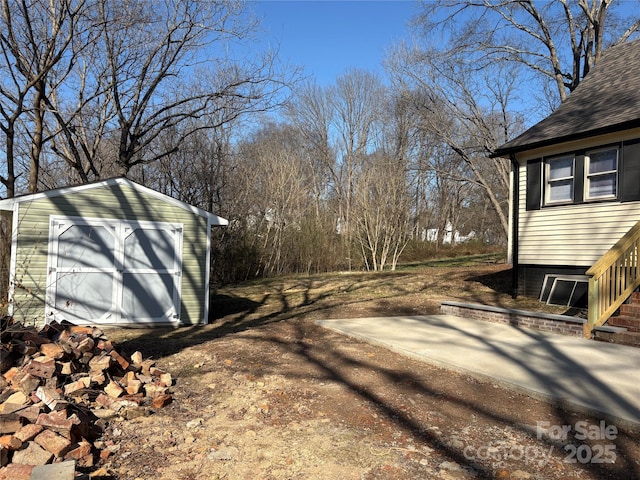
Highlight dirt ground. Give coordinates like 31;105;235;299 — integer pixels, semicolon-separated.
99;265;640;480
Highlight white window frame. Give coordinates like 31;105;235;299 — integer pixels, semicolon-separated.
545;155;575;205
585;147;618;201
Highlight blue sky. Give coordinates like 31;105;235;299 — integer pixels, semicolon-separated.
249;1;640;90
250;1;420;85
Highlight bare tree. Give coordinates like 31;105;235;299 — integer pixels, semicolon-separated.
379;91;439;244
415;0;640;103
94;0;287;177
430;146;473;246
354;152;411;271
0;0;86;196
287;81;335;221
329;69;385;269
388;48;521;240
44;22;115;185
28;0;293;188
233;123;317;276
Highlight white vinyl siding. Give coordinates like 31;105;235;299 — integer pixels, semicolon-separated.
519;161;640;266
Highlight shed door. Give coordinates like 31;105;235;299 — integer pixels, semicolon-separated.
46;216;183;325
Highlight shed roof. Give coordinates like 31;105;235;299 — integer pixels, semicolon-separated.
0;177;228;226
494;39;640;157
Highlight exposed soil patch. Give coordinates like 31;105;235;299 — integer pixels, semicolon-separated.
99;265;639;479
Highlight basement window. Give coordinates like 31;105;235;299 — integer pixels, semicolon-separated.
540;275;588;308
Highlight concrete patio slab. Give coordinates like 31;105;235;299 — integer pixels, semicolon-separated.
317;314;640;428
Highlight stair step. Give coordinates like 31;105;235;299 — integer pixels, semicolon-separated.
607;316;640;333
631;291;640;303
594;331;640;348
619;303;640;316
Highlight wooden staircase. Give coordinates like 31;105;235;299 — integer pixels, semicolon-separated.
594;292;640;347
585;220;640;339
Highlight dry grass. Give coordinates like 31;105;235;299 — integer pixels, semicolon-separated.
209;258;569;326
107;257;571;354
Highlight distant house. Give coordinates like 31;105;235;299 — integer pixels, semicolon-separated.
493;39;640;335
425;222;476;245
0;178;228;327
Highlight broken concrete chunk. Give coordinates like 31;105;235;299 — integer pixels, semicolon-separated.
152;393;172;409
0;462;34;479
2;368;19;384
140;359;155;375
11;441;53;466
39;343;64;359
34;386;66;411
96;339;114;352
0;391;29;414
63;377;91;396
143;384;168;398
63;440;91;461
76;337;95;353
67;326;94;336
104;380;124;399
159;373;173;387
15;404;43;424
130;351;143;366
35;410;80;438
57;362;73;375
1;320;176;474
88;354;112;372
34;429;72;457
109;350;130;370
30;460;76;480
13;424;43;443
149;366;166;376
0;435;22;451
125;379;142;395
17;373;40;396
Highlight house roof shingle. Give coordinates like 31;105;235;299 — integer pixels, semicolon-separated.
494;38;640;157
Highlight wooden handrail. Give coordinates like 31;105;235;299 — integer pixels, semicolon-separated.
585;221;640;338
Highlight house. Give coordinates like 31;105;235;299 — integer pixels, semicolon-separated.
493;38;640;336
0;178;228;327
425;222;476;245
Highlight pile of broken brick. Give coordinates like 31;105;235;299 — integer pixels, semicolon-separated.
0;319;173;479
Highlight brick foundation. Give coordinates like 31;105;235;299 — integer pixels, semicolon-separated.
440;301;586;337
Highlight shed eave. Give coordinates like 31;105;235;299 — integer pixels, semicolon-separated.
0;198;16;211
208;214;229;227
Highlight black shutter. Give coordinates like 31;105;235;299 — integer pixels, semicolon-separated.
574;154;584;203
526;158;542;211
621;139;640;202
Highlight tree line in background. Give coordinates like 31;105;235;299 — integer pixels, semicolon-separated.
1;0;638;286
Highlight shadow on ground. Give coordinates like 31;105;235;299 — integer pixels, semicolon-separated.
108;274;640;479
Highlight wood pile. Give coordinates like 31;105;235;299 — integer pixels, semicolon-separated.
0;319;173;479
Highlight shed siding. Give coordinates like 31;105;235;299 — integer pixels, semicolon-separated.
518;161;640;267
10;183;209;326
